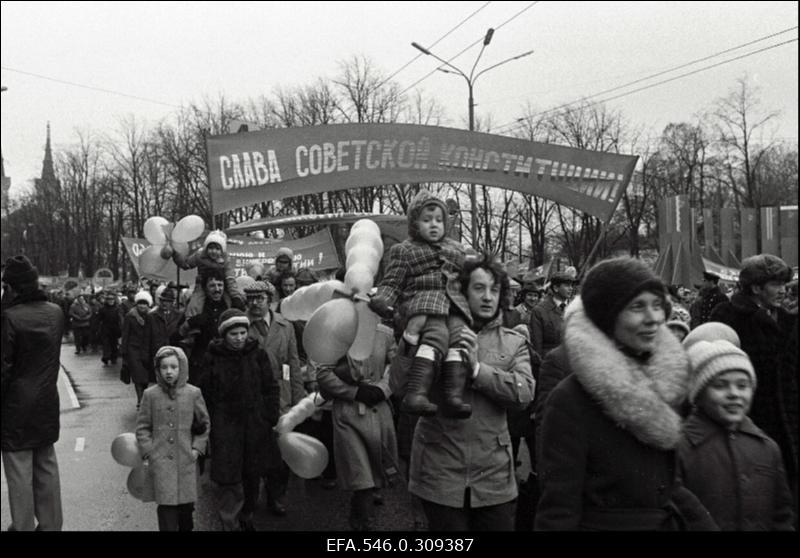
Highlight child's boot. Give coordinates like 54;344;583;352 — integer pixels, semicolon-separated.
401;345;438;416
441;350;472;419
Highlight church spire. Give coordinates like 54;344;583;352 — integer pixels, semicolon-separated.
41;122;56;183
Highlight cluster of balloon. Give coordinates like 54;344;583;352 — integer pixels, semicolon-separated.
301;219;384;367
139;214;206;276
274;392;329;479
111;433;154;502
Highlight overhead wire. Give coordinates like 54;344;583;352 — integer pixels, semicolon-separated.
0;66;183;108
492;27;799;135
398;1;539;96
376;1;493;90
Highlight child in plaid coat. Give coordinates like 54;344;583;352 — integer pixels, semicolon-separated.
369;189;474;418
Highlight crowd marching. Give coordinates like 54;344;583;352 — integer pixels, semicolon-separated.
1;189;797;532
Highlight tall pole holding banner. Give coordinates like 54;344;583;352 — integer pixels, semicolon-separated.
412;31;533;248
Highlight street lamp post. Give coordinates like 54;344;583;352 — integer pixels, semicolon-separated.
412;30;533;247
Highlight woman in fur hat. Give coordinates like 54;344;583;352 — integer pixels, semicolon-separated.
535;257;708;531
121;291;155;409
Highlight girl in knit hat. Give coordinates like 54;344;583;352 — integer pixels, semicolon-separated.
168;230;245;318
677;340;794;530
368;189;474;419
196;308;280;531
535;256;711;531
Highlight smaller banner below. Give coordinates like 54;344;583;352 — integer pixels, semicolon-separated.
702;257;739;284
225;228;340;274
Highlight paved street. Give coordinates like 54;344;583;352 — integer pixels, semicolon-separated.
4;339;497;531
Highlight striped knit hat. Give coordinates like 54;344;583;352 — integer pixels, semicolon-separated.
687;340;756;404
217;308;250;336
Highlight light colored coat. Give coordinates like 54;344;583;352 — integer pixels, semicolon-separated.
317;324;399;491
247;309;305;415
136;348;210;506
400;316;535;508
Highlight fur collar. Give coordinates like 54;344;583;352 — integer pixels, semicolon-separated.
563;297;690;450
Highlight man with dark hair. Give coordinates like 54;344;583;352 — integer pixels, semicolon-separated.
394;252;535;531
689;271;729;329
528;270;575;357
180;270;230;385
1;255;64;531
710;254;798;510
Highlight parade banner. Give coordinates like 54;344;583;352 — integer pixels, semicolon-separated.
122;229;339;282
702;208;716;259
207;123;638;221
761;206;780;257
720;207;739;267
740;208;757;260
224;228;340;273
780;205;798;267
702;257;739;284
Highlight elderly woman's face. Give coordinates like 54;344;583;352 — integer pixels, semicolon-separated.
467;268;500;320
613;291;666;353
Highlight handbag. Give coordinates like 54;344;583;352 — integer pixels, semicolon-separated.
120;363;131;385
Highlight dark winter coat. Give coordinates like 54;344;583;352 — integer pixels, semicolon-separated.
136;348;210;505
528;295;566;357
147;307;184;363
677;411;794;531
121;308;153;385
535;298;699;531
689;286;729;329
181;297;229;385
709;293;798;478
97;303;123;339
198;337;279;485
68;298;92;329
1;290;65;452
532;344;569;464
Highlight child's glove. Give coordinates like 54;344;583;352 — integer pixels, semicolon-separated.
354;384;386;407
367;295;394;319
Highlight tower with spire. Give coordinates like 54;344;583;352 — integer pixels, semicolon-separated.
34;122;60;198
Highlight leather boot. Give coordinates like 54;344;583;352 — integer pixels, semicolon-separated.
441;359;472;419
401;356;438;416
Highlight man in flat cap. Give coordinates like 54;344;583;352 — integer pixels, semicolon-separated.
689;270;729;329
529;270;576;357
1;255;64;530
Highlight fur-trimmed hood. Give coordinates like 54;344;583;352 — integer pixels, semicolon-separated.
563;297;690;450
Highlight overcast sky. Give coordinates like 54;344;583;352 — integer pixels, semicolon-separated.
2;1;797;197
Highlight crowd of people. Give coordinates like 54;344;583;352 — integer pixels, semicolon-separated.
1;189;797;532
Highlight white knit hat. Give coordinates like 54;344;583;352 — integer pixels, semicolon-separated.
683;322;741;350
203;230;227;254
687;340;756;404
134;290;153;306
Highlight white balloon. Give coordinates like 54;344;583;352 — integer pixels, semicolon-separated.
344;263;374;294
127;465;155;502
345;228;383;257
172;241;190;257
172;215;206;243
111;433;143;468
303;299;357;364
139;245;170;276
348;301;380;361
277;432;329;479
350;219;381;237
143;216;170;245
346;244;381;275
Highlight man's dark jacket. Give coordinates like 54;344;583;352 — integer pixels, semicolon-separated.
1;290;65;452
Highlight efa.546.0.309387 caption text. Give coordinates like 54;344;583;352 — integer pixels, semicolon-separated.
326;538;474;552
